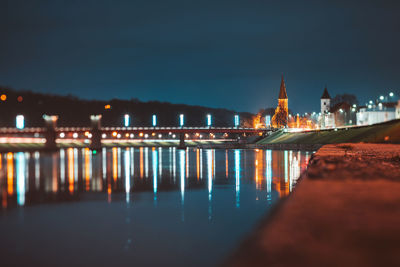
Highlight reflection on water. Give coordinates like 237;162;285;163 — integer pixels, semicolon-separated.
0;148;310;209
0;148;310;266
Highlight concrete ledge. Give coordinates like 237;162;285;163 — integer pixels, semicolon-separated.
226;143;400;267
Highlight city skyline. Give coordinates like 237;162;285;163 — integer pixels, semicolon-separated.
1;0;400;113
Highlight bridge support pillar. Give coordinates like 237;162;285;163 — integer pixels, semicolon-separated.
90;115;102;150
43;115;58;150
178;133;186;149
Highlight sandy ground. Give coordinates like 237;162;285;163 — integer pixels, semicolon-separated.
226;143;400;267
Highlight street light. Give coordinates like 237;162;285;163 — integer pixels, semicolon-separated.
179;114;184;127
206;114;212;127
152;114;157;127
234;115;239;128
124;114;130;127
389;92;394;97
16;115;24;130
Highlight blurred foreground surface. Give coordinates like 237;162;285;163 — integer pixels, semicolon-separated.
228;143;400;267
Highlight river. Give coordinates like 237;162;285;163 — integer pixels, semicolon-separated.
0;147;310;266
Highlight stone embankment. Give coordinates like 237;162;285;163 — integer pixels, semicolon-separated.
227;143;400;267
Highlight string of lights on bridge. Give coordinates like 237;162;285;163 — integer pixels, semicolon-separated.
14;113;244;130
7;113;268;145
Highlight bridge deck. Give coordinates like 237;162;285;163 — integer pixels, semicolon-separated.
0;127;268;135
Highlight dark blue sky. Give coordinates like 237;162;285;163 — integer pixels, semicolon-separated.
0;0;399;113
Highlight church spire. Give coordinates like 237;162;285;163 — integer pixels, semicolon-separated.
321;86;331;99
278;75;288;99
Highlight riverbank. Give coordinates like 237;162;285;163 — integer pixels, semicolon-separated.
226;143;400;267
257;119;400;146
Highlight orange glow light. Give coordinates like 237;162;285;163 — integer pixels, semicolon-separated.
0;94;6;101
84;148;90;191
196;149;200;180
112;131;118;137
140;147;144;178
17;96;23;102
112;148;118;182
68;148;74;194
225;150;228;178
104;104;111;110
7;152;13;196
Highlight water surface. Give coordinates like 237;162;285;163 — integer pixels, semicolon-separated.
0;148;310;266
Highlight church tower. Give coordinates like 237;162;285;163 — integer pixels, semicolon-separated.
321;87;331;114
271;75;289;128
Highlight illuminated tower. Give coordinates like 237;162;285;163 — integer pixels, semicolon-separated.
271;75;289;128
321;86;331;114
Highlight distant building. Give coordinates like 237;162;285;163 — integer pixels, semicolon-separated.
319;87;357;128
330;102;355;127
356;101;398;126
397;100;400;119
319;87;335;128
321;87;331;114
271;76;288;128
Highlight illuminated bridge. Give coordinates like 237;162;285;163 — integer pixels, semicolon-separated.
0;115;268;150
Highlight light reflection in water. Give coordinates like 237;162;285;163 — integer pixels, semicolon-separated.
73;148;78;183
255;149;264;191
102;147;107;182
186;148;189;178
235;149;240;208
199;148;203;180
172;147;176;182
34;151;40;190
144;147;149;178
0;148;310;210
169;147;172;177
179;149;185;222
225;150;229;178
68;148;74;193
179;149;185;204
207;149;213;221
212;150;215;178
266;150;272;203
7;152;13;196
207;150;213;197
130;148;135;177
112;147;118;182
152;148;158;202
196;149;200;180
16;152;25;206
52;153;58;193
124;148;131;203
84;148;91;191
117;148;122;180
139;147;143;179
158;148;162;177
60;149;65;187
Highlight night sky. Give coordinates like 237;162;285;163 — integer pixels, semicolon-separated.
1;0;399;113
